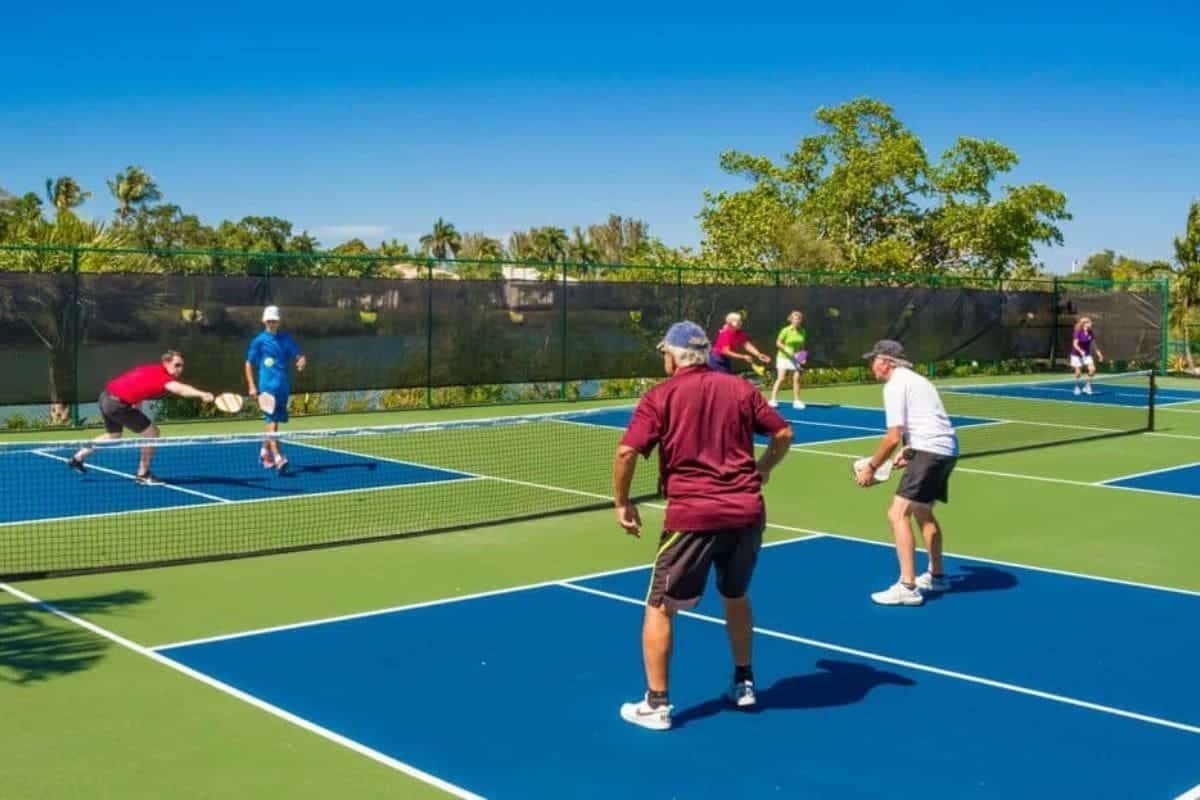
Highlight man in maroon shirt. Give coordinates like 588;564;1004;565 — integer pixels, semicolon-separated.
614;321;793;731
68;350;214;484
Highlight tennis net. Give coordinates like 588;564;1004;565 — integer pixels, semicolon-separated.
940;370;1156;458
0;408;656;579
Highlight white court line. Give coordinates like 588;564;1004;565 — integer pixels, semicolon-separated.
1101;461;1200;485
0;581;486;800
150;520;1200;653
558;581;1200;736
149;532;823;651
790;445;1200;502
1176;783;1200;800
0;469;483;530
32;450;231;504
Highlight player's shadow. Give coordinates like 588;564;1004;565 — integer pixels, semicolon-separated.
922;565;1019;604
0;590;151;685
672;659;915;727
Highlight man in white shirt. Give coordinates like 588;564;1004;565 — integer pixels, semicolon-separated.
855;340;959;607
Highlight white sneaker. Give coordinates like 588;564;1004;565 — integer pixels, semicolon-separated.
871;581;924;606
620;694;672;730
1073;386;1082;396
1083;384;1093;395
727;680;756;708
915;571;951;593
768;400;779;407
792;401;805;410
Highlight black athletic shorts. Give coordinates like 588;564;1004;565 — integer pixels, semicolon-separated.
896;449;957;505
645;526;763;611
98;391;152;435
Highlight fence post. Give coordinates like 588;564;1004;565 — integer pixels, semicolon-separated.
560;261;568;401
425;260;433;409
70;247;81;427
1160;278;1169;371
676;266;683;320
1048;276;1059;369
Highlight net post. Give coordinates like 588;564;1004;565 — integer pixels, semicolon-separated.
560;261;568;401
425;259;433;409
70;246;81;428
1148;369;1157;432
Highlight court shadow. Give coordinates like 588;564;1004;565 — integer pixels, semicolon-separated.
672;659;915;727
277;461;379;478
922;565;1019;604
0;590;151;686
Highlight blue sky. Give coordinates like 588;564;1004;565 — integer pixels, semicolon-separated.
3;2;1197;272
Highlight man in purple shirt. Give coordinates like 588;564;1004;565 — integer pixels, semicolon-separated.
613;320;793;731
1070;316;1104;395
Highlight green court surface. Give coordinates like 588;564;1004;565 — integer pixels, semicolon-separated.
3;378;1199;799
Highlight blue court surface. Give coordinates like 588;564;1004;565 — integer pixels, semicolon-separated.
944;378;1200;408
157;536;1200;799
3;406;994;528
0;439;473;526
1104;462;1200;497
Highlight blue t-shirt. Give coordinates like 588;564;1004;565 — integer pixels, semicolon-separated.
246;331;301;394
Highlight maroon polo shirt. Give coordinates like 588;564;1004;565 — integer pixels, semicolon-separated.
620;365;789;532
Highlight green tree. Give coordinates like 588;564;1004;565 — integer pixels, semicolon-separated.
126;204;217;251
107;166;162;220
1;212;130;422
702;97;1070;278
586;214;650;264
1079;249;1117;280
288;231;320;253
1148;202;1200;372
419;218;462;260
0;190;44;242
532;226;568;262
568;226;600;267
378;238;412;260
507;230;537;261
459;232;506;261
44;177;91;215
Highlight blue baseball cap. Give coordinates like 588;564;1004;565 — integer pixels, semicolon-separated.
657;321;710;352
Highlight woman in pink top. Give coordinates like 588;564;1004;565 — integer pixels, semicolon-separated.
707;312;770;374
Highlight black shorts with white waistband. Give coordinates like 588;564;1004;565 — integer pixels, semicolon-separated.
896;450;957;505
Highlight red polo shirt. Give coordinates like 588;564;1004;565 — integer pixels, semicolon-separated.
106;363;173;405
620;365;789;531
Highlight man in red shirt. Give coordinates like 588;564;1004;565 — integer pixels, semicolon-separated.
68;350;214;484
614;321;793;731
708;311;770;374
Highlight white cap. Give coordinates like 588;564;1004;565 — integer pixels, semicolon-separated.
262;305;281;322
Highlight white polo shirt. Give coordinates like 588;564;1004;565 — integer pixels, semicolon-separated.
883;366;959;457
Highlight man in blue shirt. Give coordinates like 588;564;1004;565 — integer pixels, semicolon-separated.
244;305;306;469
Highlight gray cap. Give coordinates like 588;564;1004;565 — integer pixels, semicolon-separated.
862;339;911;365
657;321;710;352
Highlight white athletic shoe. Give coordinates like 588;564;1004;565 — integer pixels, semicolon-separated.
1073;385;1082;396
727;680;756;708
915;571;951;593
768;400;779;407
620;694;672;730
1083;384;1093;395
871;581;924;606
792;401;805;410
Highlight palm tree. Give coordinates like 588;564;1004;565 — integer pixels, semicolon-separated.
44;177;91;216
533;226;568;263
508;230;537;261
477;237;505;261
1167;202;1200;372
568;226;600;267
419;218;462;260
107;166;162;220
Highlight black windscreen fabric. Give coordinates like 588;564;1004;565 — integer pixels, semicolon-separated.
0;270;1165;404
1055;287;1163;362
429;279;563;386
75;273;429;398
0;271;79;405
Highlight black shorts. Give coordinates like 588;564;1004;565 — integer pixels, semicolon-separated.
98;391;152;435
896;450;957;505
645;526;763;611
